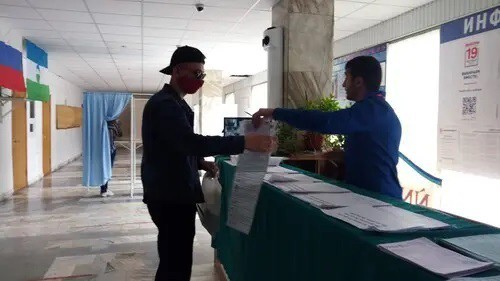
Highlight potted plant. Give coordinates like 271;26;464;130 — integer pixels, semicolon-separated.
275;122;302;156
303;95;345;151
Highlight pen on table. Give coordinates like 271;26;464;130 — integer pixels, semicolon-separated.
244;111;252;116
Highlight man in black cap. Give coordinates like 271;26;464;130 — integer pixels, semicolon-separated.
141;46;275;281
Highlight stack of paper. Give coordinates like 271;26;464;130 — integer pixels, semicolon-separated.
378;238;493;278
272;182;350;194
293;192;390;208
267;166;299;174
264;173;320;183
440;234;500;265
227;121;272;235
230;156;285;167
450;276;500;281
322;205;449;232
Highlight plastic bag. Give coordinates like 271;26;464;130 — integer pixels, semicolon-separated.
196;173;222;235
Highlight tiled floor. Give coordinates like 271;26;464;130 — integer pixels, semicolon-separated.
0;151;219;281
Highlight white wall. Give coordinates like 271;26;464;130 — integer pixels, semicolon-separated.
48;70;84;170
0;88;14;200
0;21;84;194
0;20;21;199
223;70;267;117
20;55;85;186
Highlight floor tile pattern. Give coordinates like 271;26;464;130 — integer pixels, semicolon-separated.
0;151;218;281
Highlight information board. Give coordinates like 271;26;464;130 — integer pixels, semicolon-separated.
438;6;500;178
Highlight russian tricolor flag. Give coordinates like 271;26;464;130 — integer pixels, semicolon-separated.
0;41;26;92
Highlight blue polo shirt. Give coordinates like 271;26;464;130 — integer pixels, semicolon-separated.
273;91;402;199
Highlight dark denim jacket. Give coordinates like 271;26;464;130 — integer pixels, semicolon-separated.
141;84;245;204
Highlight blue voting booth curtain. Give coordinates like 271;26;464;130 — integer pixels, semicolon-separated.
83;92;132;187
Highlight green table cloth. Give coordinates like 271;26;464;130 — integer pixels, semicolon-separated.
215;157;500;281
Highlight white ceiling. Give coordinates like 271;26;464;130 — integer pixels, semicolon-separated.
0;0;434;93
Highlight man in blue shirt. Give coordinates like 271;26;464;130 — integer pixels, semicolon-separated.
253;56;402;199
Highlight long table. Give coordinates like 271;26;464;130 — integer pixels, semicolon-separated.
215;157;500;281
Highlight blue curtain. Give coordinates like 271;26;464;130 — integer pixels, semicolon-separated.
83;92;132;187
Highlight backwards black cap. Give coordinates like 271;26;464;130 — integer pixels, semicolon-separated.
159;45;206;75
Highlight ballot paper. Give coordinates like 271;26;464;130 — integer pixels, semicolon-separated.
450;276;500;281
264;173;320;183
267;166;299;174
293;192;390;209
268;156;286;166
378;238;494;278
440;234;500;266
272;182;350;194
322;205;449;232
230;156;285;167
226;120;273;235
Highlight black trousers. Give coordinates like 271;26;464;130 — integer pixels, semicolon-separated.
147;203;197;281
100;149;117;193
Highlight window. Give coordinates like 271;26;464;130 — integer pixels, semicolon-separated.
29;101;35;118
249;83;267;113
225;93;235;104
386;29;439;174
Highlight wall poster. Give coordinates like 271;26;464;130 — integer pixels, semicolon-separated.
438;6;500;178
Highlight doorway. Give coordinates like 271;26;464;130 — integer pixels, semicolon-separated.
42;98;51;175
11;91;27;191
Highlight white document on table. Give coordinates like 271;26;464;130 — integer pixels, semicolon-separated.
267;166;299;174
293;192;389;209
226;121;272;235
378;238;494;278
273;182;350;194
268;156;286;166
450;276;500;281
264;173;320;183
322;205;449;232
441;234;500;265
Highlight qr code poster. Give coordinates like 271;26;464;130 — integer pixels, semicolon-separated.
462;96;477;120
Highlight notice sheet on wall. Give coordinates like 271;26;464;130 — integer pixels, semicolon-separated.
438;6;500;178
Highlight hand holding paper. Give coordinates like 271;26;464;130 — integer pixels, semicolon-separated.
252;108;275;128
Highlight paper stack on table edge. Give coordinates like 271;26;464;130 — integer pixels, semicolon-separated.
264;173;320;183
272;182;350;194
449;275;500;281
293;192;390;209
378;238;494;278
322;205;449;233
267;166;299;174
440;234;500;266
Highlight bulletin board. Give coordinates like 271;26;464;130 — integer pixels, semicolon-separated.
56;105;82;129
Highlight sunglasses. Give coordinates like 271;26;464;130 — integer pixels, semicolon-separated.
193;70;206;80
178;66;206;80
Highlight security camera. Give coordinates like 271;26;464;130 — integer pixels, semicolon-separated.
195;3;204;12
262;35;270;48
262;27;276;49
